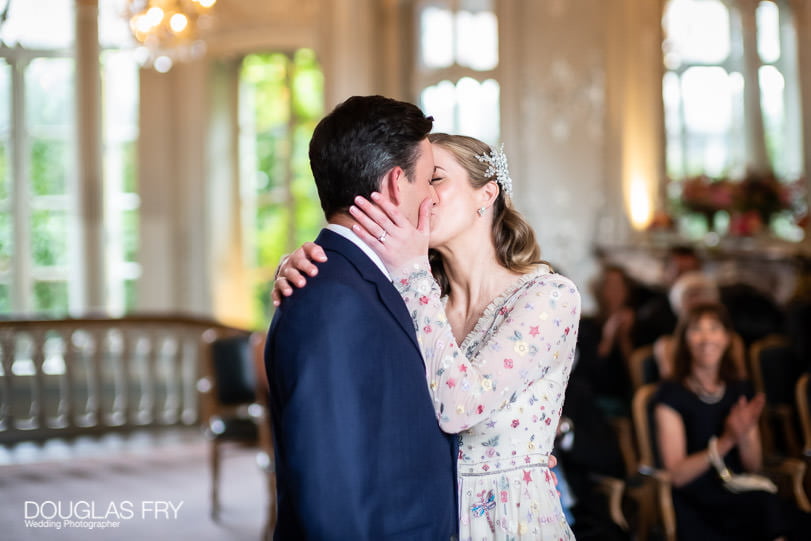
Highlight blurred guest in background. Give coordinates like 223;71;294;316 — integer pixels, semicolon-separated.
635;246;702;347
574;265;637;417
654;302;809;540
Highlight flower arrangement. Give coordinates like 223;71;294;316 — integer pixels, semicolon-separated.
662;172;806;237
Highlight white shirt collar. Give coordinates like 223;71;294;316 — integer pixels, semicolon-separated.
325;224;391;280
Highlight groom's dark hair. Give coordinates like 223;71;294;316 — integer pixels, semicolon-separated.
309;95;434;219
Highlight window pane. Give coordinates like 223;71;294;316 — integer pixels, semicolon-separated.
30;140;73;196
122;209;139;263
291;49;324;121
31;209;68;267
27;58;75;130
457;77;499;144
420;80;456;134
663;72;684;179
681;67;732;133
663;0;730;67
33;281;68;314
0;283;9;313
27;58;75;197
102;51;139;136
456;9;498;71
759;65;787;176
421;4;454;68
0;211;11;273
756;1;780;63
0;0;74;49
99;0;134;48
0;62;9;201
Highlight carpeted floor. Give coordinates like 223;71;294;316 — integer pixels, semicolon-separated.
0;429;270;541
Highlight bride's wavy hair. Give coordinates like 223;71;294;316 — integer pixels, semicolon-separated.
427;133;546;296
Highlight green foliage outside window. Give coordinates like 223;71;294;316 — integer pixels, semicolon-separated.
0;283;8;313
30;140;69;196
241;50;324;329
31;210;67;267
33;281;68;314
0;211;10;273
0;144;8;200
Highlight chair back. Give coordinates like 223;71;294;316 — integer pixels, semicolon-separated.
211;335;257;406
750;335;800;405
629;345;659;391
796;373;811;457
750;334;802;457
632;383;661;472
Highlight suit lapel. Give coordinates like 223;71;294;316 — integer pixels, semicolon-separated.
315;229;421;352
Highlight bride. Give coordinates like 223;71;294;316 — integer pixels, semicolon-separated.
275;133;580;540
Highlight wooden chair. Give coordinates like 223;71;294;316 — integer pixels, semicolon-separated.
198;329;262;519
749;335;802;458
796;373;811;496
628;345;659;392
631;383;677;541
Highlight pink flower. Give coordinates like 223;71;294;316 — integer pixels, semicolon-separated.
419;295;429;305
500;491;509;502
545;418;552;425
423;325;432;333
400;279;408;285
511;419;520;428
482;464;490;472
476;405;484;414
459;364;467;373
504;358;514;369
446;378;456;389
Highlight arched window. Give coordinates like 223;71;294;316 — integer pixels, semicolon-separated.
663;0;804;240
415;0;500;145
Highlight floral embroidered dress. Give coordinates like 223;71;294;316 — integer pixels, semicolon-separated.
393;259;581;541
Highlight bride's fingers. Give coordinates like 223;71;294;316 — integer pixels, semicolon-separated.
350;202;391;240
352;195;396;233
351;221;384;249
370;192;408;228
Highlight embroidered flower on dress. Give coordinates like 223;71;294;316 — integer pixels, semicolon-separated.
514;341;530;356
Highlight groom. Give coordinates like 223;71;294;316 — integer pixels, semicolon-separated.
264;96;458;540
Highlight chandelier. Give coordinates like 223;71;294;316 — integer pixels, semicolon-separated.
126;0;217;73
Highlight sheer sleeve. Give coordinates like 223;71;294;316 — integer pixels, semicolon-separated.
392;257;581;433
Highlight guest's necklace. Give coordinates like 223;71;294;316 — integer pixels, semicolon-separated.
686;376;726;404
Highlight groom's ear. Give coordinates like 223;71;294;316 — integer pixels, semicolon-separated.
380;166;404;206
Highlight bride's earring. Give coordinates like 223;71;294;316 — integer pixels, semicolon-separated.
477;207;487;217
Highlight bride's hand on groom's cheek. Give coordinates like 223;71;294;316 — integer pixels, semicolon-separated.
271;242;328;307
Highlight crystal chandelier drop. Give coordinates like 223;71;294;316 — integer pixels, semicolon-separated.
126;0;217;73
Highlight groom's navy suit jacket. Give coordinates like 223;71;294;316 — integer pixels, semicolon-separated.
265;229;458;540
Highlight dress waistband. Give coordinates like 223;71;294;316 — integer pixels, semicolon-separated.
459;452;549;477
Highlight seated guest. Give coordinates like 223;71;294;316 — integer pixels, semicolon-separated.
556;378;629;541
635;245;702;347
654;303;810;540
575;265;637;417
719;282;784;348
653;271;745;380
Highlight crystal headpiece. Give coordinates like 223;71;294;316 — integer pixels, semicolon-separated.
475;143;513;197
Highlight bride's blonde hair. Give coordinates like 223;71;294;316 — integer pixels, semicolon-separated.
427;133;546;296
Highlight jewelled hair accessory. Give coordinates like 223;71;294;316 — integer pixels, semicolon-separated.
475;143;513;197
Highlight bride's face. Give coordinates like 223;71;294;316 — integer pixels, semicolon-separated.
686;314;730;371
427;145;482;249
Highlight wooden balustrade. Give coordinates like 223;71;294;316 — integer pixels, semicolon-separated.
0;314;249;444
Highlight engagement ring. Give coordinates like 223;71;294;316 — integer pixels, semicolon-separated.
377;231;388;243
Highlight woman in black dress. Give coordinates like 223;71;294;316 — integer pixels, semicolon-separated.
654;302;793;540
